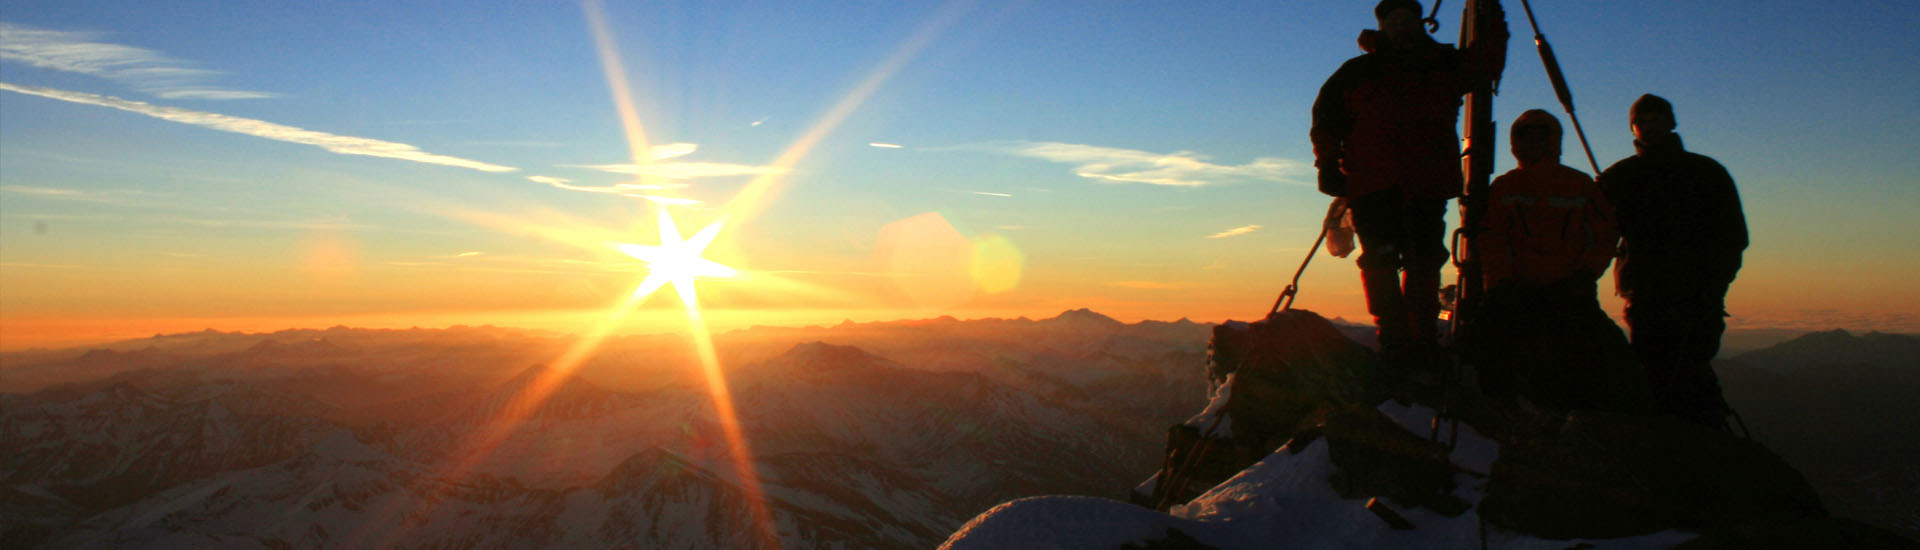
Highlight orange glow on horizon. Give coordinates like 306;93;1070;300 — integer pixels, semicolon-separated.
362;1;981;545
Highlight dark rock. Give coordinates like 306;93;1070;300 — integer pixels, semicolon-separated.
1212;309;1379;452
1677;517;1920;549
1120;527;1219;550
1482;410;1826;539
1324;406;1467;516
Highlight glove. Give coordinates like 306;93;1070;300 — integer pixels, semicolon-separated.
1317;167;1346;197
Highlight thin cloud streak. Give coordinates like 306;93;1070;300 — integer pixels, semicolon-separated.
0;23;274;100
570;160;786;179
558;142;776;182
869;142;903;149
962;140;1309;187
1207;224;1262;239
1;185;88;197
172;217;374;231
0;82;517;173
535;178;697;202
0;184;136;204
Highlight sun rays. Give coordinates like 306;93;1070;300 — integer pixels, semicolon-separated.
364;1;978;546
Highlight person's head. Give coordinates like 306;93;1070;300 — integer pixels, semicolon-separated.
1510;109;1563;166
1630;94;1677;142
1375;0;1424;43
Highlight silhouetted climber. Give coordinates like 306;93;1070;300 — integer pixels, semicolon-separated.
1598;94;1748;428
1473;110;1648;413
1311;0;1507;371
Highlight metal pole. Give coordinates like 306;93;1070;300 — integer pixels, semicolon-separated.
1519;0;1601;175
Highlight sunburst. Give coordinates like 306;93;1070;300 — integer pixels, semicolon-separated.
378;2;975;547
614;208;737;307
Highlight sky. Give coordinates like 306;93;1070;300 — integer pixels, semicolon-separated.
3;0;1917;349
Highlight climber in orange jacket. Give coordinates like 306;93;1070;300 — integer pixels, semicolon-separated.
1471;109;1649;413
1480;109;1617;296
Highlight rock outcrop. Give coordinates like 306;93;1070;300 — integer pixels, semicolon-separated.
944;309;1919;549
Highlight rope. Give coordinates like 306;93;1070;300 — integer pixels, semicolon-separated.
1271;201;1346;316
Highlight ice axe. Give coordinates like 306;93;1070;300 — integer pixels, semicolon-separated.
1519;0;1601;175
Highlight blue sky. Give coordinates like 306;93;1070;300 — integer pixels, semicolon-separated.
3;0;1918;346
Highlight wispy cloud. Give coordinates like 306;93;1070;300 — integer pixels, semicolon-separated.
1207;224;1262;239
529;174;698;204
1;185;88;198
961;140;1309;187
0;82;517;173
465;139;568;148
570;160;785;179
560;142;766;179
173;216;373;231
0;184;139;204
386;254;622;275
0;23;274;100
750;116;768;127
869;142;903;149
940;188;1011;198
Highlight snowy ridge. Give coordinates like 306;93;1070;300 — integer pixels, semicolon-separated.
942;403;1697;549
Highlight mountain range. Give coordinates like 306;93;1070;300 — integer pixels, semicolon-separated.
3;313;1913;546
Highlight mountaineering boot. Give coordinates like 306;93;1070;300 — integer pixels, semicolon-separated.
1401;265;1445;378
1361;265;1410;365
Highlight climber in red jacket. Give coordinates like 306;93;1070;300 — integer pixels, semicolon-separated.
1310;0;1507;370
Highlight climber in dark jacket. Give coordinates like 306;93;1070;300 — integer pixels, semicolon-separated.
1597;94;1749;428
1310;0;1506;369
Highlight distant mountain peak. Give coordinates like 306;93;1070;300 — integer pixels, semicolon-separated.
597;447;728;494
1735;327;1920;372
774;341;886;366
1043;308;1123;328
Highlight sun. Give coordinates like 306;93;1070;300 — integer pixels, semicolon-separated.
614;207;737;308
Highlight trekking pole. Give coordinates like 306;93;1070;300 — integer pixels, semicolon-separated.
1518;0;1601;175
1155;405;1230;511
1270;202;1345;316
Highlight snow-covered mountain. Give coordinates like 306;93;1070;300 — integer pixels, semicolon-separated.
1;381;351;545
13;312;1909;548
1;311;1210;548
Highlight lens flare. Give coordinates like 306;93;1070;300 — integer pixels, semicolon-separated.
376;2;978;547
970;234;1023;294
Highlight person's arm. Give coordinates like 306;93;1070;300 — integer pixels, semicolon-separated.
1480;176;1518;289
1578;175;1619;279
1457;1;1510;93
1596;163;1633;296
1704;159;1748;286
1311;62;1357;197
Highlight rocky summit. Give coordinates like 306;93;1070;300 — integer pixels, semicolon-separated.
942;309;1919;549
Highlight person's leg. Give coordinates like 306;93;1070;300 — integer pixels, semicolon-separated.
1400;197;1451;359
1628;300;1726;427
1625;299;1681;410
1671;309;1730;426
1349;191;1411;356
